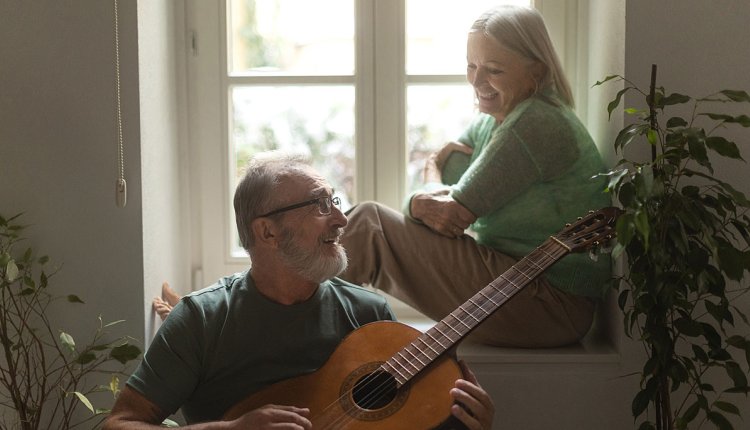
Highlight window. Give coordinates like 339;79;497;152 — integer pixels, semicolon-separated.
185;0;578;298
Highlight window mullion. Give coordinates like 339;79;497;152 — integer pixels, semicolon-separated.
355;0;376;204
372;0;406;210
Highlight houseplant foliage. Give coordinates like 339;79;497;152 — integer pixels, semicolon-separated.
0;213;141;429
596;68;750;430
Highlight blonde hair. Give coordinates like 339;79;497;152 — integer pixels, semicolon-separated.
470;5;574;107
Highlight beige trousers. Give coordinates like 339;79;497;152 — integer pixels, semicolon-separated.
340;202;595;347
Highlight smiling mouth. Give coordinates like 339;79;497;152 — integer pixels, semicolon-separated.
478;91;498;100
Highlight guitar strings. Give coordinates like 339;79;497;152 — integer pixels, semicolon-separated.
311;241;567;429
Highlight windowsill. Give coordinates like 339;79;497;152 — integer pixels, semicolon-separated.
397;315;620;365
381;290;621;365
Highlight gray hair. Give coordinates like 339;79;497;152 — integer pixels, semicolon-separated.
471;5;574;107
233;151;312;253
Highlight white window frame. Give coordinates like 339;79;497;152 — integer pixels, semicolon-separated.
184;0;583;290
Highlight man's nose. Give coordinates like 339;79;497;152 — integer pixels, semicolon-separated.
330;205;348;227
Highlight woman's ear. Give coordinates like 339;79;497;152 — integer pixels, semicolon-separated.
531;61;547;83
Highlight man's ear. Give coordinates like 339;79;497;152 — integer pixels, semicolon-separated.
251;217;280;247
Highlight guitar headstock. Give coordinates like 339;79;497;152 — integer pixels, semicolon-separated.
553;207;622;253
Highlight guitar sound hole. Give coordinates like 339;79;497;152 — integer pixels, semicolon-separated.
352;370;397;410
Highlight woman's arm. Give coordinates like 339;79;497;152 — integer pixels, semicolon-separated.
410;189;476;238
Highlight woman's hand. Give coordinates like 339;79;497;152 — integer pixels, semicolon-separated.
451;360;495;430
423;141;474;183
410;189;476;238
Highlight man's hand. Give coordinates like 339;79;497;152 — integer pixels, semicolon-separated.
230;404;312;429
410;190;476;238
451;361;495;430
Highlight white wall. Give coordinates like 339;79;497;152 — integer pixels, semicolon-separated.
0;0;145;350
0;0;186;424
137;0;192;343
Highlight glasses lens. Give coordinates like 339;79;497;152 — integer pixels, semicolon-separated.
319;197;332;215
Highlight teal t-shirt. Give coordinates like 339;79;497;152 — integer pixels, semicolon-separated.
412;91;612;298
127;271;395;424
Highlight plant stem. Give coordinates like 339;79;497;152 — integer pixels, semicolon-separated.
648;64;658;162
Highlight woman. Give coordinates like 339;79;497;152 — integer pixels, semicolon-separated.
340;5;611;347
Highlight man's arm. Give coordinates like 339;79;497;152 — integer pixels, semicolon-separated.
103;385;313;430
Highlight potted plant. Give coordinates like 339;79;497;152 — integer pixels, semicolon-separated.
0;212;142;429
596;65;750;430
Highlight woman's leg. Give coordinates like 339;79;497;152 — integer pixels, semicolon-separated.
340;201;594;347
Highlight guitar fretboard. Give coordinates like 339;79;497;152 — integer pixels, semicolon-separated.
381;237;569;386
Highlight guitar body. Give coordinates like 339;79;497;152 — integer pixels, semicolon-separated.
222;320;463;429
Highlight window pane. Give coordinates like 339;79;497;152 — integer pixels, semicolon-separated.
230;86;355;255
406;85;475;194
406;0;531;75
228;0;354;75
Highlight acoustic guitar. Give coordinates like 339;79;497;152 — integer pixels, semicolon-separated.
222;207;621;429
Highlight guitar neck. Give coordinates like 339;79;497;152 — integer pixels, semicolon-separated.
381;237;571;386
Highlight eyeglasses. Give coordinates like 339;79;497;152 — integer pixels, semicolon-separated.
258;195;342;218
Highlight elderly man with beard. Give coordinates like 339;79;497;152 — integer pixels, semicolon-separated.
104;151;495;430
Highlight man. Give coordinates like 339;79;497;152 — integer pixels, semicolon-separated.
104;151;495;429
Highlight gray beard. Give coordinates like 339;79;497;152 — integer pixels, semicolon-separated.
278;227;348;284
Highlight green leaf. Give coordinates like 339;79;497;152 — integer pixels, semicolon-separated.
706;136;743;160
618;182;636;207
74;392;95;414
726;335;747;349
593;74;623;87
161;418;181;427
618;289;630;310
714;401;740;416
110;343;142;364
5;260;18;282
717;242;747;281
675;317;702;337
109;375;121;396
705;300;730;326
666;116;688;128
719;89;750;102
103;319;126;329
615;123;649;152
60;332;76;352
703;112;750;127
692;344;709;364
632;388;651;417
725;361;748;389
682;400;701;422
660;92;691;107
707;411;733;430
67;294;85;304
634;209;650;249
75;351;97;365
687;134;710;168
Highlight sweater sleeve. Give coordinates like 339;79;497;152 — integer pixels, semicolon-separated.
451;97;580;217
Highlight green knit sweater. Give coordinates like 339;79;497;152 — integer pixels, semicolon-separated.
410;91;611;298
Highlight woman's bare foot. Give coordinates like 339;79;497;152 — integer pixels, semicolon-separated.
153;282;182;321
161;282;181;307
152;296;173;321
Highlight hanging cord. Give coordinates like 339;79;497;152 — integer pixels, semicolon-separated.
114;0;127;207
